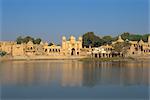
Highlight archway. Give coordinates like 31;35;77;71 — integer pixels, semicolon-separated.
71;48;75;56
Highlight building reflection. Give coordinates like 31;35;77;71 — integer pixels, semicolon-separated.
0;60;149;87
61;60;83;87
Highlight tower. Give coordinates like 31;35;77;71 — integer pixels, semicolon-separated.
78;36;82;48
62;36;66;49
70;35;75;44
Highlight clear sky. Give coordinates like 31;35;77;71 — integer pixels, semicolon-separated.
1;0;149;43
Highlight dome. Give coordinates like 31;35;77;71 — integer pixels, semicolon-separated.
27;41;33;45
70;35;75;40
62;36;66;40
139;39;144;45
78;36;82;41
117;36;124;42
40;41;44;45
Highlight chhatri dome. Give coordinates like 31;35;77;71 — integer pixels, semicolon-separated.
40;41;44;45
62;36;66;41
78;36;82;41
70;35;75;40
27;41;33;45
139;39;144;45
117;36;124;42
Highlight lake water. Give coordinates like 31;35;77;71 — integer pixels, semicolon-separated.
0;60;149;100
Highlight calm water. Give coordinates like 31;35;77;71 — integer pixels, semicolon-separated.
0;60;149;100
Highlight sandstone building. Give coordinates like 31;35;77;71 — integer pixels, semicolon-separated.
62;36;82;56
0;35;150;58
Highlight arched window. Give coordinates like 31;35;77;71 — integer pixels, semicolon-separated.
45;49;47;52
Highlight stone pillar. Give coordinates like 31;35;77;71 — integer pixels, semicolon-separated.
97;53;99;58
105;53;107;58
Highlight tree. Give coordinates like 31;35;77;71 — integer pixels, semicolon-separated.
112;42;131;56
23;36;34;43
0;51;7;57
16;36;43;44
142;34;150;42
82;32;104;47
48;42;54;46
102;36;113;44
16;36;23;44
34;38;42;44
121;32;130;40
128;34;142;41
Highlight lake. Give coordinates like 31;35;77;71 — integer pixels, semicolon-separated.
0;60;149;100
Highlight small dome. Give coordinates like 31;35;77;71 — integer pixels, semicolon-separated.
27;41;33;45
125;39;129;42
117;36;124;42
62;36;66;40
139;39;144;45
40;41;44;45
70;35;75;40
78;36;82;41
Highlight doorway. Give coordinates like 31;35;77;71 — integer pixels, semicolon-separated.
71;48;75;56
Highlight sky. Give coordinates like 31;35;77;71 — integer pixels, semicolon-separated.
0;0;149;43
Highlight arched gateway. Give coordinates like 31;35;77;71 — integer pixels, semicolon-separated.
71;48;75;56
62;36;82;56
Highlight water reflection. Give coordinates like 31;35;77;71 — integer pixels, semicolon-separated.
0;60;149;87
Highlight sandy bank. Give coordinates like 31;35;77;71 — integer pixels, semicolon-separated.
0;55;150;62
0;55;88;61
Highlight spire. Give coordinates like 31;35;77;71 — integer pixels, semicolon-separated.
117;36;124;42
139;39;144;45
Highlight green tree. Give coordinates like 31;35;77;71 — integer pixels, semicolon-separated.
142;34;150;42
121;32;130;40
0;51;7;57
102;35;113;44
16;36;43;44
16;36;23;44
129;34;142;41
112;42;131;56
34;38;42;44
23;36;34;43
48;42;54;46
82;32;104;47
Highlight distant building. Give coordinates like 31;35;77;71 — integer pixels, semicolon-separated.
0;35;150;58
62;36;82;56
91;35;150;58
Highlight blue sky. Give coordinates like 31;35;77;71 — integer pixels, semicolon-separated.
1;0;149;43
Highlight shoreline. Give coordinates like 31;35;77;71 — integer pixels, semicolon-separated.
0;55;150;62
0;55;88;62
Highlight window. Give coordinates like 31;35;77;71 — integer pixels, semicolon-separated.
45;49;47;52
